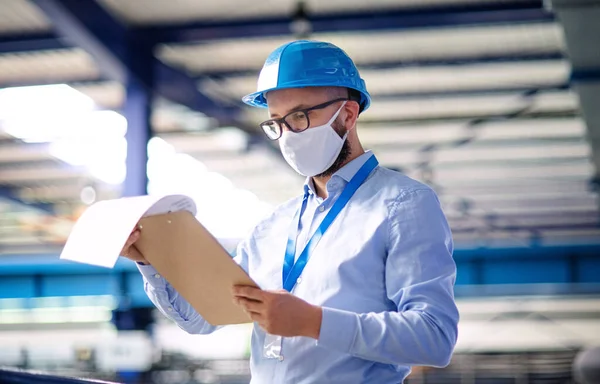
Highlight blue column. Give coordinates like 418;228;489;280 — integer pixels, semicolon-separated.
122;80;151;197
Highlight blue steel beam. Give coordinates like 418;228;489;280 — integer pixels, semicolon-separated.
1;244;599;304
0;32;566;102
30;0;242;123
0;77;108;88
152;59;241;124
122;80;151;196
0;33;109;87
30;0;248;196
351;53;565;71
0;32;565;75
199;53;566;79
1;245;597;274
141;1;554;44
29;0;153;198
453;244;600;294
0;32;66;54
30;0;126;83
359;110;578;125
369;84;570;101
454;283;600;297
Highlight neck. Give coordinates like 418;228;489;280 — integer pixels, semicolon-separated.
312;148;365;199
311;176;331;200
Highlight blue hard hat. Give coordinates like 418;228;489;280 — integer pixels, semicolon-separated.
242;40;371;112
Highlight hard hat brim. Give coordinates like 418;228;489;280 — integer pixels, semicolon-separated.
242;85;371;112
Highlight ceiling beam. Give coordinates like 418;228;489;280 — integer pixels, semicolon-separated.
141;1;554;44
197;53;566;79
371;84;569;101
29;0;243;126
358;110;579;125
0;32;66;54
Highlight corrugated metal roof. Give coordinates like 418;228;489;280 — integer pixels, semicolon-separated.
158;23;565;73
205;60;570;107
0;49;100;86
0;0;50;34
72;81;124;110
99;0;515;25
0;0;597;246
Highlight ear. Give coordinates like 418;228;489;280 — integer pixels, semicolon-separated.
342;101;360;130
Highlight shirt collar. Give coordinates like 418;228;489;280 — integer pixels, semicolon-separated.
303;150;374;197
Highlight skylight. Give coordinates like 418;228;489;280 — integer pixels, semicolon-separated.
0;85;274;238
0;84;127;185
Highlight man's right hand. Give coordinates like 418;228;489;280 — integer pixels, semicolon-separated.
120;228;148;264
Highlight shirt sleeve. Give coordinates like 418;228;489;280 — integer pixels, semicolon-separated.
139;239;251;335
316;188;459;367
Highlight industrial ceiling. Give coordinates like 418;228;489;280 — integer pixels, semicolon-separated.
0;0;598;247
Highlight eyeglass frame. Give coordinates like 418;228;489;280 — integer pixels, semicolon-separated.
259;97;349;141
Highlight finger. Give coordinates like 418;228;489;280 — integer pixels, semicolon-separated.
127;230;140;245
122;238;138;255
128;244;146;262
123;230;141;250
236;297;263;313
233;286;264;302
248;311;263;322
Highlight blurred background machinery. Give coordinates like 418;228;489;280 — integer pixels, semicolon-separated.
0;0;599;383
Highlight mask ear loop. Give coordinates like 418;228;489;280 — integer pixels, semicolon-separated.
327;101;347;126
330;101;350;140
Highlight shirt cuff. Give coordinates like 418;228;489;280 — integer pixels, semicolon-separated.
316;307;358;354
137;263;168;289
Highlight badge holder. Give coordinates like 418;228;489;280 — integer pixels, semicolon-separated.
263;333;283;360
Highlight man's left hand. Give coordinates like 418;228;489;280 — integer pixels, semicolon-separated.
232;286;322;339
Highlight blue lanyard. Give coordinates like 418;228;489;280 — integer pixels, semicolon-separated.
282;155;379;292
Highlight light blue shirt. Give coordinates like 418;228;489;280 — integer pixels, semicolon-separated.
139;150;459;384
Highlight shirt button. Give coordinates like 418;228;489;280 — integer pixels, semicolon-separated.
297;277;302;284
168;307;173;311
278;355;284;362
319;206;325;212
154;273;161;279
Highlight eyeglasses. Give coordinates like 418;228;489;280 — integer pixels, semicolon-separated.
259;98;348;140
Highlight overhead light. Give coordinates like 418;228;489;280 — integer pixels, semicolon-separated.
148;136;176;159
0;84;128;185
3;109;127;144
0;84;129;185
49;136;127;185
146;138;275;238
290;1;311;38
0;84;94;122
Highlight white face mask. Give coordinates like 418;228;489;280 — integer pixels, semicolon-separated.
279;102;348;177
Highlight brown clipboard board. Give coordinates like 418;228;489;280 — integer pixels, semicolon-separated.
135;210;259;326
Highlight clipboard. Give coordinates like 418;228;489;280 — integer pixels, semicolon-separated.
135;210;259;326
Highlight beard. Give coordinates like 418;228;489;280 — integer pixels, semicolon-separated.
314;119;352;178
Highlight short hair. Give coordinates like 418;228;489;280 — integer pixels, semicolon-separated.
325;87;364;113
325;86;347;99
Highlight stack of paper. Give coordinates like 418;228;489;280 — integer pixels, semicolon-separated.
60;195;258;325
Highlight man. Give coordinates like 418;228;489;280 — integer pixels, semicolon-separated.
122;40;459;383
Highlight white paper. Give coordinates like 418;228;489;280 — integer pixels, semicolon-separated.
60;194;196;268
